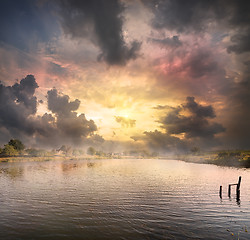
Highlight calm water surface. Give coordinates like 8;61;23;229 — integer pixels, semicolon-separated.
0;159;250;240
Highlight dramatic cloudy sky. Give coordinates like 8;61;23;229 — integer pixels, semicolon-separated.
0;0;250;152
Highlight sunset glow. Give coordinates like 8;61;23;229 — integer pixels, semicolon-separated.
0;0;250;153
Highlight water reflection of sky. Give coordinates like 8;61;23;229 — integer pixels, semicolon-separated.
0;159;250;240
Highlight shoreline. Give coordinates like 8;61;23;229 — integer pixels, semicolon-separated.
0;155;106;163
163;154;250;168
1;154;250;168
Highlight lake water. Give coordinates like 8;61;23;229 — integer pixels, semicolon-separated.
0;159;250;240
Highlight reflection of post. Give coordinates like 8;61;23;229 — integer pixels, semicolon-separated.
219;186;222;198
236;189;240;202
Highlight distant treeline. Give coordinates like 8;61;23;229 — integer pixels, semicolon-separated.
209;150;250;168
0;139;84;158
2;139;250;168
0;139;159;159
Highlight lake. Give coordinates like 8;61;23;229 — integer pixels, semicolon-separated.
0;159;249;239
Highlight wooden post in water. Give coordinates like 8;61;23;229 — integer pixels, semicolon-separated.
236;176;241;201
228;184;231;197
228;176;241;199
237;176;241;192
219;186;222;198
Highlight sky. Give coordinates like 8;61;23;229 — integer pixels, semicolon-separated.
0;0;250;153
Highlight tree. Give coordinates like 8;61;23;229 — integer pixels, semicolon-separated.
87;147;96;156
8;139;25;152
2;144;18;156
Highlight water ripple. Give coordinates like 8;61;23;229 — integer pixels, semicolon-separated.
0;159;250;240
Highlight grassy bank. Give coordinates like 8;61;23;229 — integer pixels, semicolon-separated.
0;155;107;163
172;150;250;168
207;150;250;168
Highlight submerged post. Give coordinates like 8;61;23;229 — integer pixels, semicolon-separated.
219;186;222;198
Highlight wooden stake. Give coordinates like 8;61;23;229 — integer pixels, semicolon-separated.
236;176;241;202
219;186;222;198
237;176;241;191
227;176;241;199
228;184;231;197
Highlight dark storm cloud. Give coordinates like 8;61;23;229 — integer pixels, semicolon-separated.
57;0;141;65
161;97;225;139
227;28;250;54
115;116;136;128
184;96;215;118
12;75;39;114
0;75;38;134
143;0;250;54
144;0;249;31
47;89;97;140
142;0;220;32
0;75;98;147
47;89;80;116
132;97;225;152
149;36;182;49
